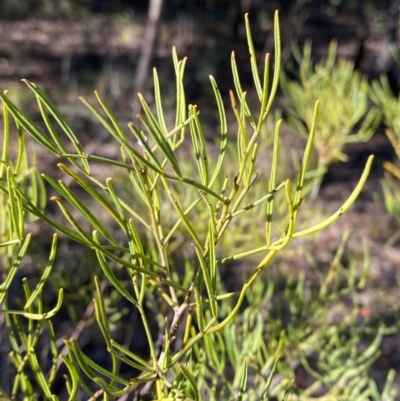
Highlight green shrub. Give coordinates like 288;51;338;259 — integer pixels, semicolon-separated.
371;75;400;243
282;40;381;198
1;12;393;401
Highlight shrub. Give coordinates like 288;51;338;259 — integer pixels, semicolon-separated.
281;40;381;198
1;12;392;401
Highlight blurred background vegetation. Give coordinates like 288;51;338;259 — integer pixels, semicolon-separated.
0;0;399;108
1;0;399;175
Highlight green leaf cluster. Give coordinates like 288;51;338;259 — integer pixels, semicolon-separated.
282;40;381;196
0;11;395;401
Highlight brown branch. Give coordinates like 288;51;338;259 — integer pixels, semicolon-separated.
132;0;164;115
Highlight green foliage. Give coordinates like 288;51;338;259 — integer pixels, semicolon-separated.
370;76;400;240
282;40;381;196
0;12;394;401
173;230;399;401
218;234;397;401
0;101;59;399
371;75;400;160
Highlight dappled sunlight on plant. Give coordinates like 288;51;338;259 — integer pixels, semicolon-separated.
0;11;396;401
282;40;381;198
